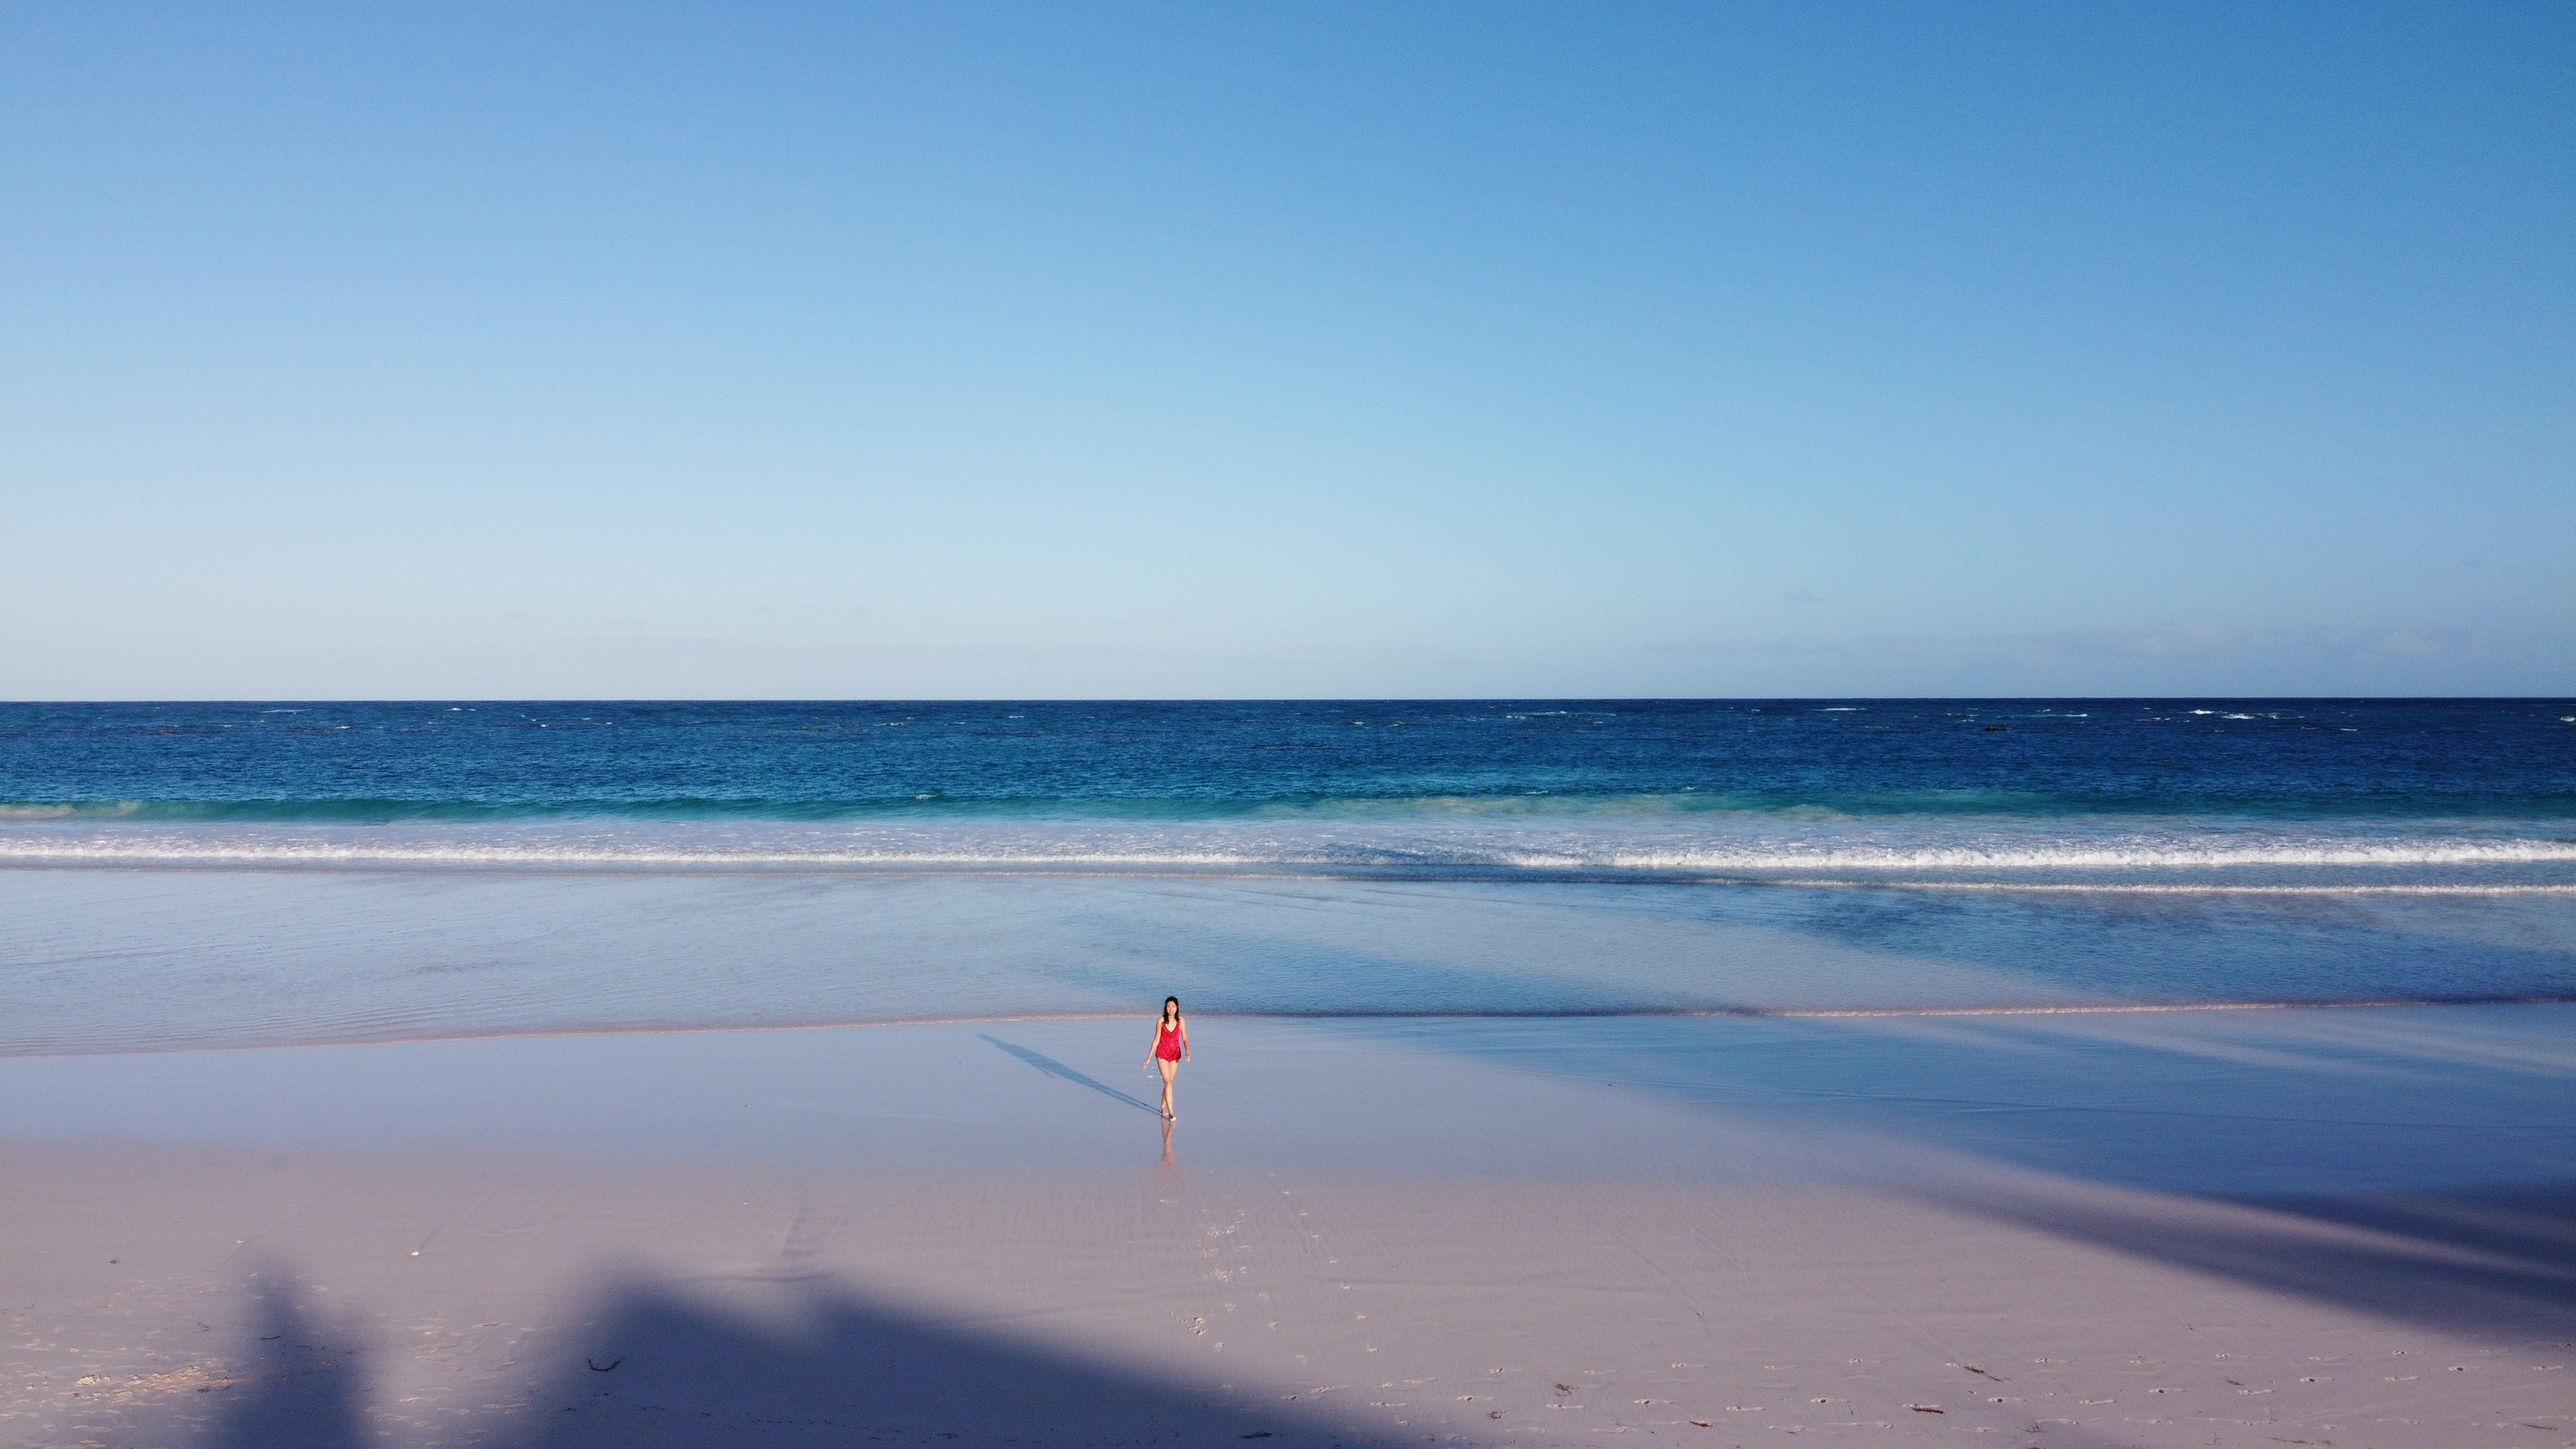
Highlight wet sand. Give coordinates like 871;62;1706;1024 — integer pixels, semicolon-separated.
4;1008;2572;1447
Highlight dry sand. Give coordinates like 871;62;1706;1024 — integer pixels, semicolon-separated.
3;1009;2571;1447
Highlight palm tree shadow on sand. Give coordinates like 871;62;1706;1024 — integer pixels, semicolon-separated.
175;1229;2545;1449
514;1280;1331;1447
180;1270;1477;1449
1928;1175;2576;1339
195;1277;367;1449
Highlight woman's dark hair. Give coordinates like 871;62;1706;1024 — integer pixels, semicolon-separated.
1163;996;1180;1019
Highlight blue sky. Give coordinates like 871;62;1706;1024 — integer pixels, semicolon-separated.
5;2;2569;698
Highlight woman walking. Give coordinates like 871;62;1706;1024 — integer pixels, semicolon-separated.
1143;996;1190;1121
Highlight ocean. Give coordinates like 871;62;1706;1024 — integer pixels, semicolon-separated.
4;699;2571;1054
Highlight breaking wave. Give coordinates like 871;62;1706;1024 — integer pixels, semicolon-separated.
5;817;2572;888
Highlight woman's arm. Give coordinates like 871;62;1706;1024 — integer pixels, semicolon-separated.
1177;1017;1190;1061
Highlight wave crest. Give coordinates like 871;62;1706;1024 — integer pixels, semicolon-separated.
4;820;2574;884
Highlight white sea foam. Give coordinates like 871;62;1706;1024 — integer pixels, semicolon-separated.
1769;880;2576;897
3;820;2573;883
1484;840;2576;872
0;802;142;820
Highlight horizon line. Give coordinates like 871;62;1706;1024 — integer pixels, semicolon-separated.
8;694;2574;707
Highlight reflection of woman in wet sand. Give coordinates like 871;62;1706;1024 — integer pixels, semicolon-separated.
1143;996;1190;1121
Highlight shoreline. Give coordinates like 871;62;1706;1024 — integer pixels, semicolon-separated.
5;851;2574;892
11;865;2571;1057
8;992;2576;1063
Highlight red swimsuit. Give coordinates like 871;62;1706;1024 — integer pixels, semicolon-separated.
1156;1022;1183;1062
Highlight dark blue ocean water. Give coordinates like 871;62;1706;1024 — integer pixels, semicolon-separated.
4;699;2571;823
2;700;2571;1053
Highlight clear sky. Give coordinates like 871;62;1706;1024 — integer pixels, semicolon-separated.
5;2;2569;699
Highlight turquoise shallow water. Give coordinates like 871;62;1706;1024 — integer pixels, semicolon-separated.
2;700;2571;1051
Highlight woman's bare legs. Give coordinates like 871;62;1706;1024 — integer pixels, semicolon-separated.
1157;1057;1177;1119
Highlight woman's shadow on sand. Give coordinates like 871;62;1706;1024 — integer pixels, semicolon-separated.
978;1033;1163;1115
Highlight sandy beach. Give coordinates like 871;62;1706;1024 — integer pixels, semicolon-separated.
12;0;2574;1432
5;1007;2571;1448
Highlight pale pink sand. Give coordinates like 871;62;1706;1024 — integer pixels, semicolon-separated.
3;1012;2571;1447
